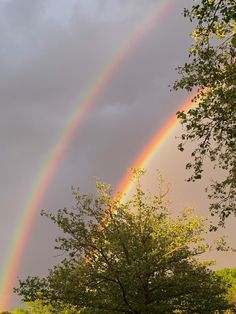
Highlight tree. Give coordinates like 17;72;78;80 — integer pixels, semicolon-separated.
11;308;29;314
3;301;79;314
173;0;236;228
25;301;78;314
216;268;236;312
15;172;229;313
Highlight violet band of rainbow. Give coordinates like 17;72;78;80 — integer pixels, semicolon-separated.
0;0;175;309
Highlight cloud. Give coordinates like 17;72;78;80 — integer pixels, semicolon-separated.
0;0;208;309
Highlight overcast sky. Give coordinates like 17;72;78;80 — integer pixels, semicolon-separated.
0;0;235;309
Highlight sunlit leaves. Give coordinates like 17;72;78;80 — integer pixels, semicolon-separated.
174;0;236;227
15;174;229;313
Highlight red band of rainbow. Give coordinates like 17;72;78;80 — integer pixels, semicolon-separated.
115;96;195;199
0;1;175;309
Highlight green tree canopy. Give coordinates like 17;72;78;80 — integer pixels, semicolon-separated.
11;308;29;314
15;173;229;313
216;268;236;312
1;301;79;314
174;0;236;228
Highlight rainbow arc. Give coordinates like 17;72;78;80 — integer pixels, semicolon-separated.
116;96;194;199
0;1;175;309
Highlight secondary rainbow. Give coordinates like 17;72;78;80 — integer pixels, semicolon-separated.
115;96;195;199
0;0;175;310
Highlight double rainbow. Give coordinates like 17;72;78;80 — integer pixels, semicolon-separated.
0;0;193;309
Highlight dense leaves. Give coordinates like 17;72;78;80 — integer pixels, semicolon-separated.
15;174;229;313
173;0;236;227
0;301;79;314
216;268;236;311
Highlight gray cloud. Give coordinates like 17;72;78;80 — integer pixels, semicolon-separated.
1;0;233;310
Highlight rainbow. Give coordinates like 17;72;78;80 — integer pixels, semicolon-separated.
0;0;175;309
116;96;194;199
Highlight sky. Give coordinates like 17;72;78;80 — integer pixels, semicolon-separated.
0;0;235;309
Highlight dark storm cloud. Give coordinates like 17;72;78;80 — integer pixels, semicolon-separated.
0;0;154;182
0;0;190;186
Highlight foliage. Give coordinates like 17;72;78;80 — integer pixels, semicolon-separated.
2;300;80;314
15;172;230;313
22;300;79;314
11;308;29;314
173;0;236;228
216;268;236;311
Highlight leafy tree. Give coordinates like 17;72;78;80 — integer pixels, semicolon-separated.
15;172;229;313
22;300;79;314
216;268;236;312
11;308;29;314
173;0;236;228
5;301;79;314
8;300;79;314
